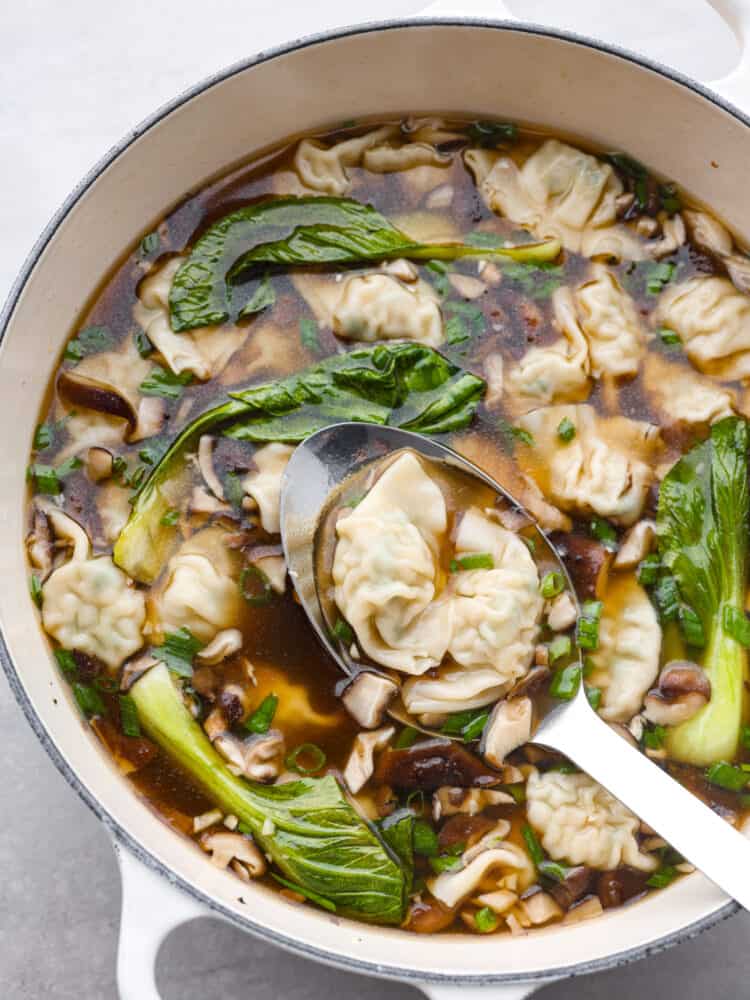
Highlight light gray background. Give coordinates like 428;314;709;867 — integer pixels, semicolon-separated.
1;1;748;996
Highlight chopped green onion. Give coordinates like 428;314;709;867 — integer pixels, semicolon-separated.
27;456;82;495
441;707;489;741
679;604;706;648
73;683;105;718
642;724;666;750
550;663;582;700
299;317;321;353
139;365;193;399
119;694;141;737
395;726;419;749
54;648;78;676
540;571;565;599
286;742;327;775
503;783;526;804
332;617;354;644
557;417;576;443
30;574;43;608
151;627;204;677
272;874;337;912
450;552;494;572
646;261;676;295
134;328;154;357
723;605;750;647
521;823;545;868
160;508;180;526
33;422;54;450
429;853;464;874
586;686;602;711
139;231;160;256
576;600;603;650
590;518;618;551
413;819;439;857
467;121;518;146
538;859;569;882
523;536;537;554
705;760;749;791
474;906;499;933
647;866;679;889
224;471;244;509
637;554;661;587
462;711;490;743
240;565;274;606
658;327;681;347
548;635;572;663
245;693;278;734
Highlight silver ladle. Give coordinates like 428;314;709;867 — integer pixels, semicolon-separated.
280;421;750;911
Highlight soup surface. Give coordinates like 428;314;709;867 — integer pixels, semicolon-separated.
25;116;750;934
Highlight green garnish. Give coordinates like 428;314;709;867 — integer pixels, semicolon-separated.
239;274;276;318
426;259;451;296
590;518;618;551
658;327;681;348
395;726;419;749
245;693;279;734
637;554;661;587
286;743;327;775
240;565;274;606
646;866;679;889
139;366;193;399
63;324;114;362
557;416;576;443
576;600;603;651
740;724;750;750
540;571;565;599
549;662;581;700
54;648;77;676
412;820;439;857
474;906;499;933
443;301;485;347
467;121;518;146
332;617;355;645
160;508;180;526
652;575;681;624
30;574;43;608
645;261;676;295
722;605;750;647
134;328;154;357
27;457;82;495
441;707;490;742
151;627;204;677
73;683;105;718
705;760;749;791
548;635;572;664
429;853;464;874
119;694;141;737
139;231;160;256
586;686;602;711
521;823;545;868
538;859;570;882
299;317;321;354
642;724;667;750
450;552;494;572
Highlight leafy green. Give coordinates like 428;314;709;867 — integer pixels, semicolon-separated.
118;694;141;737
130;664;407;924
658;417;749;765
151;627;204;677
244;693;278;734
27;456;82;495
64;324;114;362
466;121;518;146
238;274;276;318
168;195;561;331
113;343;485;582
139;366;193;399
501;260;564;300
299;317;321;354
139;231;161;257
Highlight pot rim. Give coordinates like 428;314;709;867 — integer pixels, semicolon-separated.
0;13;743;987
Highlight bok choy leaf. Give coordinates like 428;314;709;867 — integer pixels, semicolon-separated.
130;664;407;924
657;417;750;765
113;343;485;582
168;195;561;331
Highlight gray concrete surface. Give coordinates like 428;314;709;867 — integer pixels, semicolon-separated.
1;1;748;996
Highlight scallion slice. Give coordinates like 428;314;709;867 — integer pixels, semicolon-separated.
474;906;499;933
119;694;141;737
286;743;327;775
549;663;581;700
240;565;274;606
450;552;494;572
540;571;565;599
412;820;439;857
245;693;278;734
576;600;603;650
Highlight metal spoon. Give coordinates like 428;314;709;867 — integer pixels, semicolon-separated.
280;421;750;911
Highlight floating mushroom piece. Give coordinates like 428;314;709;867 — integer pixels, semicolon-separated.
546;592;577;632
26;507;53;579
373;738;502;790
214;729;285;782
343;725;395;794
200;831;266;876
551;532;612;599
433;786;515;820
612;519;656;570
196;628;244;665
340;671;399;729
247;544;287;595
481;697;533;769
57;369;137;429
643;660;711;726
85;446;114;482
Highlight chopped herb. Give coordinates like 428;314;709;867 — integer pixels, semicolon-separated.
73;683;105;718
652;575;680;623
224;471;244;509
658;327;681;348
467;121;518;146
160;508;180;526
239;275;276;318
550;662;581;700
538;859;570;882
429;853;464;874
151;626;204;677
590;518;618;551
522;823;545;868
705;760;749;791
413;819;439;857
139;231;160;256
548;634;572;664
642;724;666;750
464;231;507;249
659;183;681;216
442;706;489;742
679;604;706;648
504;782;526;804
445;313;471;345
138;442;167;466
501;260;564;300
64;324;114;362
645;261;676;295
27;456;82;495
134;328;154;357
474;906;499;933
606;152;648;179
240;565;274;606
245;693;279;734
637;554;661;587
395;726;419;749
741;724;750;750
540;571;565;599
332;617;354;645
450;552;494;572
54;648;78;677
462;711;490;743
119;694;141;737
498;420;535;449
586;686;602;711
647;865;679;889
299;317;321;353
723;605;750;647
523;537;537;554
557;417;576;443
139;366;193;399
286;742;327;775
33;421;56;451
30;574;43;608
272;874;337;912
582;655;596;678
426;259;451;296
576;600;603;650
343;493;365;508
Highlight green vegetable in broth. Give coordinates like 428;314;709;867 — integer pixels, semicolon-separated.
130;664;407;924
657;417;749;765
168;195;561;331
113;343;485;582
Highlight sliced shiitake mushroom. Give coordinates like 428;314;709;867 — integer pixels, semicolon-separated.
373;738;501;790
57;369;137;428
551;532;612;600
643;660;711;726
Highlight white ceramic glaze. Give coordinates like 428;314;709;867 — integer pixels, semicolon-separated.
2;6;750;1000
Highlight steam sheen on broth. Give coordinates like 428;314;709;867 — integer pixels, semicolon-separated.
25;116;750;933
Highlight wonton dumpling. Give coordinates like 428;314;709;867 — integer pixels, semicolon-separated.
333;453;451;675
517;404;659;525
293;126;397;195
402;665;508;715
574;265;645;377
151;527;243;644
643;353;735;426
332;273;443;347
465;141;645;260
655;276;750;380
506;287;591;412
526;769;657;871
135;258;247;381
43;555;146;670
589;575;661;722
447;508;543;678
361;142;451;174
241;443;294;535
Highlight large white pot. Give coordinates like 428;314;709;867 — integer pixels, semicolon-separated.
3;2;750;997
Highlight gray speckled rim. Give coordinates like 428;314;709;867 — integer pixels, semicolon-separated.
0;14;744;988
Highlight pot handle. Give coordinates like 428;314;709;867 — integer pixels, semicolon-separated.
416;0;517;19
706;0;750;112
420;984;553;999
114;840;207;1000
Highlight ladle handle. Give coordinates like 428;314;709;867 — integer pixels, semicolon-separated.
540;697;750;910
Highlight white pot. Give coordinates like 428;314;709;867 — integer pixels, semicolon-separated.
2;3;750;998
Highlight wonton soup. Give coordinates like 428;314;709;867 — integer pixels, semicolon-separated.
25;116;750;933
